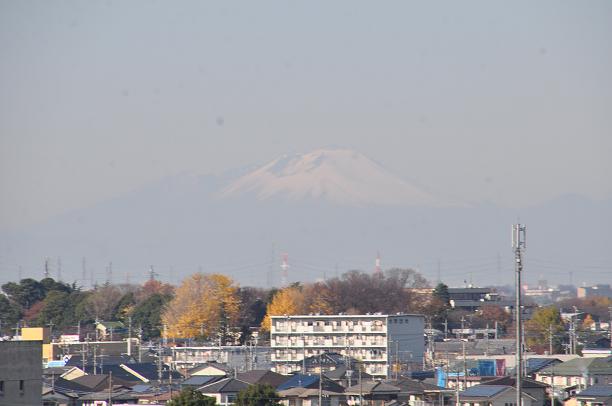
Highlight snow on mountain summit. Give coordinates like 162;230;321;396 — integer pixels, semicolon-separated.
219;148;443;206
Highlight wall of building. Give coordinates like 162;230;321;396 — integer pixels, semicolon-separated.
271;314;424;378
0;341;42;406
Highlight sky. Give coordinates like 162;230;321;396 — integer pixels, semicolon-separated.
1;0;612;231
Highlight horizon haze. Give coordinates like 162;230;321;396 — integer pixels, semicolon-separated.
1;1;611;288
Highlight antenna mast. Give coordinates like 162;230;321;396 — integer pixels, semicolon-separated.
375;252;382;275
44;258;50;279
281;253;289;287
512;224;526;406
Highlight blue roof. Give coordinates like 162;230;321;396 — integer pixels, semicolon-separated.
577;385;612;397
277;374;319;390
461;385;509;398
526;358;558;374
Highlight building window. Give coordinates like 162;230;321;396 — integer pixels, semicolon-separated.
227;393;237;403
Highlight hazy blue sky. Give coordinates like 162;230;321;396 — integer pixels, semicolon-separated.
1;0;611;229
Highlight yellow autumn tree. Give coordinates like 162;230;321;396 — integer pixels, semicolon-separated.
261;286;306;332
162;273;240;340
303;282;335;314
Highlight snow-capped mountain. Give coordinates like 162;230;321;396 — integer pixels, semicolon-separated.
219;148;442;206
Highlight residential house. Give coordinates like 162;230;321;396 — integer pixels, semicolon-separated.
198;377;250;406
388;378;451;406
459;385;536;406
345;381;401;406
278;374;346;406
236;369;290;388
535;356;612;391
181;375;222;388
187;361;232;377
568;384;612;406
95;321;126;340
480;376;549;406
42;383;79;406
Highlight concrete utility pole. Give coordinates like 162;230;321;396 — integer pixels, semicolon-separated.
549;324;553;355
512;224;526;406
128;317;132;356
318;353;322;406
609;306;612;350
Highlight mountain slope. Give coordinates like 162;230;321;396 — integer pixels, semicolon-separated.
219;148;443;206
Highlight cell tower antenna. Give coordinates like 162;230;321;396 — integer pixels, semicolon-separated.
375;252;382;274
44;258;50;279
512;224;526;406
82;257;87;288
149;265;157;281
281;253;289;287
106;262;113;284
57;257;62;282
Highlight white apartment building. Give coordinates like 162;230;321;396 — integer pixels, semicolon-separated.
270;313;424;378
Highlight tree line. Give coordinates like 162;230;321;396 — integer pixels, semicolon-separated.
2;270;610;352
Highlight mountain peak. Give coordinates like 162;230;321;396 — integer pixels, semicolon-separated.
218;148;443;207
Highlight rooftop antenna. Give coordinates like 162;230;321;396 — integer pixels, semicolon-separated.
512;224;527;406
281;253;289;287
375;252;382;275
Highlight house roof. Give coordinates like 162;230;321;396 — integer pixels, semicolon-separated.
71;374;110;390
278;374;320;390
96;321;126;329
188;361;233;375
460;385;509;398
388;378;445;394
345;381;401;395
277;374;345;392
538;357;612;376
78;389;138;401
480;376;548;389
199;377;250;394
52;377;92;393
575;384;612;398
324;365;373;381
182;375;221;387
236;370;289;387
525;358;562;374
460;385;536;401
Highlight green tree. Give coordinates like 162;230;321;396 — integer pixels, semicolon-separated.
167;388;217;406
0;295;21;334
235;384;281;406
432;283;450;305
2;278;46;309
37;290;71;328
131;293;170;339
